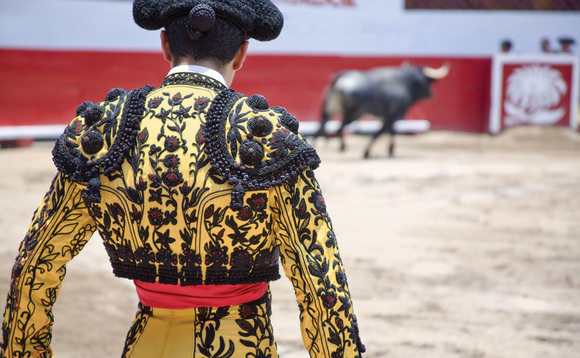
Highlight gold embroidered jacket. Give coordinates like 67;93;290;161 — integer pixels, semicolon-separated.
1;73;364;357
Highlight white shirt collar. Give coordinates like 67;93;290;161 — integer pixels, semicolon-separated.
168;65;228;87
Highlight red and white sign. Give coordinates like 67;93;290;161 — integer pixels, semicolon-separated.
489;54;579;134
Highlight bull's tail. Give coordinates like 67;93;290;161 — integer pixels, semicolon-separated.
315;72;345;138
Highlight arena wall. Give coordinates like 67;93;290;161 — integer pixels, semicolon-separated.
0;49;492;133
1;0;578;138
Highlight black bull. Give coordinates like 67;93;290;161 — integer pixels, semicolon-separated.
313;64;450;158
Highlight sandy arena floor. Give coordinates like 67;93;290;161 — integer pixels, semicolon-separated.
1;126;579;357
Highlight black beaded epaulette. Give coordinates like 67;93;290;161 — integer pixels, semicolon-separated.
52;85;155;203
204;89;321;209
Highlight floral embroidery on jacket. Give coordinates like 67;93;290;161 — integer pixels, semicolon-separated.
1;73;364;357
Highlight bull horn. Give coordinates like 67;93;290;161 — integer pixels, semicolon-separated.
423;62;450;80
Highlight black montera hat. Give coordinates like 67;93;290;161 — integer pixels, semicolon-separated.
133;0;284;41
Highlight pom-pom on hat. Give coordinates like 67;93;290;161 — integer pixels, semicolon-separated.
133;0;284;41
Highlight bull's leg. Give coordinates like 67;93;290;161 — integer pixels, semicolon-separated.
313;101;331;140
337;120;350;152
363;124;385;159
386;110;407;157
363;136;377;159
363;119;393;159
388;131;395;157
314;113;328;139
337;110;361;152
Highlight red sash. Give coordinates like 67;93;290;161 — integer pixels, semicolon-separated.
134;280;269;309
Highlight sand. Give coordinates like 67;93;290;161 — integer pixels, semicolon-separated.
1;126;579;357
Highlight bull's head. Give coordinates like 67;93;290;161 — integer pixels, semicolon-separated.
422;63;450;82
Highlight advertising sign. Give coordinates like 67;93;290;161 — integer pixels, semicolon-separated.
489;54;579;134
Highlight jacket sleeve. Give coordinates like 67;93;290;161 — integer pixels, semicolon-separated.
1;172;97;358
273;168;365;358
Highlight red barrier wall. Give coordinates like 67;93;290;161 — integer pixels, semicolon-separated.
0;48;492;132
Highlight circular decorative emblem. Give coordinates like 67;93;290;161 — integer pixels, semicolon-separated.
81;130;104;155
84;104;105;126
279;113;299;133
247;94;269;110
105;88;127;102
248;116;273;137
76;101;93;116
239;139;265;166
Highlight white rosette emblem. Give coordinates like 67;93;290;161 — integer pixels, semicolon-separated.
504;65;567;126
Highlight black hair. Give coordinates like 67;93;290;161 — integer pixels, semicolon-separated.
165;16;247;68
501;39;512;51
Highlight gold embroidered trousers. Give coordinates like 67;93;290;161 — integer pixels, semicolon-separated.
122;291;276;358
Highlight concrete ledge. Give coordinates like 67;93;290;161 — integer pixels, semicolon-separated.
300;119;430;136
0;120;430;144
0;124;66;141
